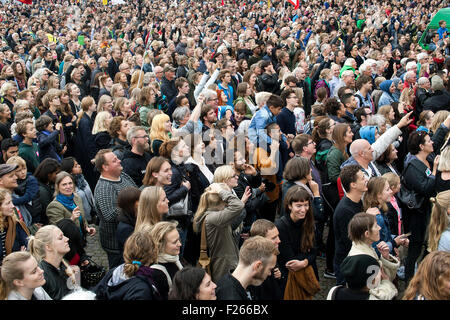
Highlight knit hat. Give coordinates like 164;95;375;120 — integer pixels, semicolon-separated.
0;164;18;178
340;254;380;289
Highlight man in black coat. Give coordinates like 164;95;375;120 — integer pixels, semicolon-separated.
121;126;152;187
423;75;450;112
216;236;278;300
161;65;177;104
107;46;121;80
258;60;280;94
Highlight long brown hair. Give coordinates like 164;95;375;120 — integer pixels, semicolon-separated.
332;123;350;160
311;116;330;144
283;185;315;252
403;251;450;300
363;177;389;212
123;225;158;278
427;190;450;252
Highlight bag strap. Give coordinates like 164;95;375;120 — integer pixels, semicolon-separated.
200;219;208;254
150;264;172;288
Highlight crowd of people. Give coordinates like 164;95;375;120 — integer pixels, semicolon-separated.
0;0;449;301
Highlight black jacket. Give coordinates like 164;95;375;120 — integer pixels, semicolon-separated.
121;150;153;187
216;273;251;300
275;215;318;284
39;260;71;300
94;266;155;300
423;90;450;113
184;162;210;213
116;210;136;256
94;131;112;153
0;223;29;265
107;58;120;80
110;137;131;160
161;77;177;104
258;72;280;94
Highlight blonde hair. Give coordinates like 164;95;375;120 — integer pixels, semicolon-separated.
0;252;34;300
150;114;171;153
193;186;224;233
377;105;393;126
430;111;450;134
427;190;450;252
28;225;60;262
92;111;112;134
438;146;450;172
213;165;235;183
135;186;165;230
149;221;179;256
6;156;26;169
123;225;158;278
0;189;13;232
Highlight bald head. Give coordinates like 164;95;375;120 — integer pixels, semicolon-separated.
350;139;373;164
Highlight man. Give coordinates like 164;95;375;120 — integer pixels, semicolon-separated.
342;139;381;179
277;89;298;138
43;50;58;74
416;77;432;115
153;65;164;85
224;59;241;96
94;149;137;268
161;65;177;104
324;97;346;123
294;65;313;116
341;93;358;124
214;118;234;164
247;43;262;68
107;46;121;80
328;63;341;98
351;107;372;139
121;126;152;187
119;62;132;83
216;236;278;300
168;77;190;118
423;75;450;112
258;60;280;94
0;138;19;165
333;70;355;98
16;119;39;173
91;56;108;84
333;165;368;285
354;75;374;112
247;219;283;300
316;43;332;64
291;134;322;193
248;94;285;146
108;117;131;160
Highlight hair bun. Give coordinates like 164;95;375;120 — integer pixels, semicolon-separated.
430;197;436;204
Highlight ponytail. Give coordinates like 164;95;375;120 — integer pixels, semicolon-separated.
0;252;32;300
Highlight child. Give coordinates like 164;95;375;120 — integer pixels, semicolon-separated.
383;172;402;237
35;115;66;162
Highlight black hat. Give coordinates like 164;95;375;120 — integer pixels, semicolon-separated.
0;164;18;178
340;254;380;289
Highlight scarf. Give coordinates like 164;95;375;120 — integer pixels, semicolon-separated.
185;156;214;183
56;194;77;212
135;266;162;300
157;253;183;270
5;216;30;255
74;174;88;190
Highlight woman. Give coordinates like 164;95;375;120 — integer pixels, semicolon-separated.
137;86;156;128
74;96;98;191
363;176;409;255
116;187;141;257
34;158;61;220
0;81;17;115
0;103;12;139
377;80;397;108
45;172;96;266
0;251;51;300
28;225;78;300
427;190;450;252
97;94;115;116
314;68;332;100
58;90;77;156
111;83;126;100
66;83;82;115
60;157;96;224
403;251;450;300
242;70;257;100
233;82;257;118
159;138;192;252
193;183;245;282
416;110;434;135
94;226;160;300
168;266;217;300
275;185;318;288
344;213;400;300
92;111;112;152
312;117;334;179
150;114;172;156
377;105;396;129
114;97;133;119
281;156;323;219
436;146;450;193
98;75;113;99
114;72;129;98
184;133;214;213
141;156;173;188
375;144;400;176
129;70;144;93
150;221;184;300
11;61;27;91
135;186;169;231
0;189;30;264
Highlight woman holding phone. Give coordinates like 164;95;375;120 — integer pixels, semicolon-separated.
46;171;95;266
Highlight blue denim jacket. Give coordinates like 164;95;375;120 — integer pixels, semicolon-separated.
372;211;397;256
248;105;287;145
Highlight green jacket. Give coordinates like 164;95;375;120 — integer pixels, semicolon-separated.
18;142;40;174
326;146;346;184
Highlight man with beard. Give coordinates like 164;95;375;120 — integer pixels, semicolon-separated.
107;46;121;80
216;236;278;300
121;126;153;187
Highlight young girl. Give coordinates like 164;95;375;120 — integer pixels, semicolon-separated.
363;177;409;255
